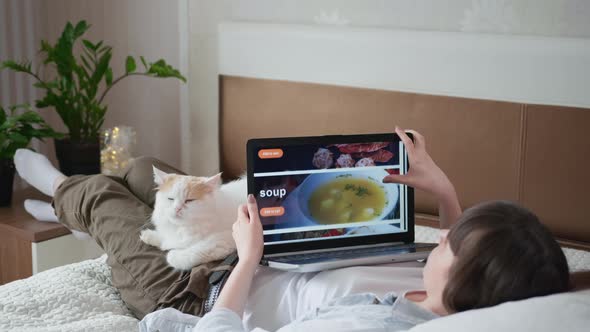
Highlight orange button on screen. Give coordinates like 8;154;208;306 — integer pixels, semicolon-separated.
260;207;285;217
258;149;283;159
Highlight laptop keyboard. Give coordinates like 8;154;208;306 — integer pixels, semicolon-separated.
270;243;433;265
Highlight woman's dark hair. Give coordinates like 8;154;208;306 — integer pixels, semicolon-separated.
442;200;570;313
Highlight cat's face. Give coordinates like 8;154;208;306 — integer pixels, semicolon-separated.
152;166;222;225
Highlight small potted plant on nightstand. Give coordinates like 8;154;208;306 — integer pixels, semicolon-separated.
0;20;186;175
0;104;60;206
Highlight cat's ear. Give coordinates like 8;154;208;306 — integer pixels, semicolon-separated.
153;166;169;186
205;172;222;189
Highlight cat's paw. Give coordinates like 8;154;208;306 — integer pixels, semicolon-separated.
140;229;161;247
167;249;200;270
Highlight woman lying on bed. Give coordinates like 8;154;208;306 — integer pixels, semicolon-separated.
190;127;574;331
14;128;587;332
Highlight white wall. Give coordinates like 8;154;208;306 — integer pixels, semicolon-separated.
219;22;590;108
3;1;590;178
187;0;590;176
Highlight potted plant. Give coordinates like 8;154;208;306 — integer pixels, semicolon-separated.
0;20;186;175
0;104;61;206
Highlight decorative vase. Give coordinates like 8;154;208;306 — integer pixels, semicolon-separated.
0;158;15;207
54;138;101;176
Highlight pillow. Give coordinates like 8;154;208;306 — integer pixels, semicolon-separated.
407;289;590;332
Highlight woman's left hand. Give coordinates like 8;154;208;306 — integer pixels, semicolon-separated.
232;194;264;265
213;194;263;316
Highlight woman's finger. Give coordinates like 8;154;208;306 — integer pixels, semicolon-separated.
238;204;247;217
406;129;426;150
245;194;260;224
237;204;249;225
395;126;415;157
382;173;414;185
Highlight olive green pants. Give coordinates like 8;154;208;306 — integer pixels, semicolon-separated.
52;157;221;319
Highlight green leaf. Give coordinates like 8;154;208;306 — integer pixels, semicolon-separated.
140;56;148;70
52;23;77;80
8;132;29;145
147;59;186;82
0;106;6;125
33;80;59;90
90;49;112;85
0;102;61;157
62;22;75;43
9;103;32;114
125;56;136;73
40;40;53;54
82;39;96;51
73;21;90;39
80;54;93;72
35;96;51;109
17;111;44;124
1;60;32;74
105;67;113;86
98;45;111;54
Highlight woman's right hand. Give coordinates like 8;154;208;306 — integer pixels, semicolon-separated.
232;194;264;266
383;127;453;198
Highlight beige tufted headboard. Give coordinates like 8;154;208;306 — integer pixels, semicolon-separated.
219;75;590;250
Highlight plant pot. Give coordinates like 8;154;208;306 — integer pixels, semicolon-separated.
0;158;15;207
54;138;101;176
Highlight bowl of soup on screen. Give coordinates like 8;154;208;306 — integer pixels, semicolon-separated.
297;170;399;225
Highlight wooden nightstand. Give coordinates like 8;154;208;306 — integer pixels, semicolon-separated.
0;189;103;285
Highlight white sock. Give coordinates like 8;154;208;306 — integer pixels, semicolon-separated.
71;230;93;241
14;149;65;197
24;199;58;222
24;199;92;241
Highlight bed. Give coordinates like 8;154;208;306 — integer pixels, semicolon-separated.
2;22;590;331
1;226;588;332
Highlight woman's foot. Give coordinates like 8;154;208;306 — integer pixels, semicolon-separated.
70;230;93;241
24;199;58;222
24;199;92;241
14;149;66;197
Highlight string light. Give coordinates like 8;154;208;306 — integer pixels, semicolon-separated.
100;126;136;176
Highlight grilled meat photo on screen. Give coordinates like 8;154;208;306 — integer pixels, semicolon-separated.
330;142;389;154
351;149;393;163
313;142;395;169
312;148;334;169
336;154;355;168
355;157;376;167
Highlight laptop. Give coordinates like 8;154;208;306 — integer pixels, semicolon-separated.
246;133;436;273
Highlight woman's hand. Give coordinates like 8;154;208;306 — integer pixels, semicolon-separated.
213;194;263;316
232;194;264;266
383;127;462;228
383;127;453;198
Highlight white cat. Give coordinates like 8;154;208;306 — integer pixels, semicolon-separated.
140;166;247;270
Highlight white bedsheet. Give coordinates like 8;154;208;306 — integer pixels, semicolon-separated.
2;225;589;332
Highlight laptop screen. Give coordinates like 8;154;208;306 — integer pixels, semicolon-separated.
247;133;413;254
